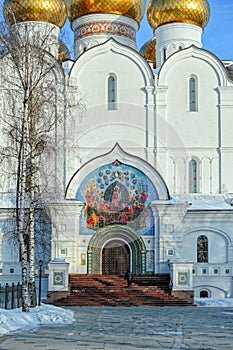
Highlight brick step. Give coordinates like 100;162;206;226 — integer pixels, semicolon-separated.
54;292;189;305
50;274;194;307
70;286;170;296
54;298;189;307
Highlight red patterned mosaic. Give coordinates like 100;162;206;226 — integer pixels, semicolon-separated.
75;21;136;40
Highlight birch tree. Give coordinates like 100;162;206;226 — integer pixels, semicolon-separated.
0;20;67;311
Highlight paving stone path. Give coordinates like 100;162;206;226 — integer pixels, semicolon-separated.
1;306;233;349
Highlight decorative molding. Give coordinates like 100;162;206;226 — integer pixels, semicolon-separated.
75;21;136;40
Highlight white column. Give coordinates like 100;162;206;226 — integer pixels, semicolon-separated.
150;205;160;273
12;21;60;59
150;200;190;273
228;245;233;264
144;85;156;166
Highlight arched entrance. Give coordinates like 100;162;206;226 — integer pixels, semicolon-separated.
102;240;130;276
87;225;146;275
200;290;209;298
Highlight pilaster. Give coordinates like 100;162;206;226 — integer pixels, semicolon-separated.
144;85;156;166
44;200;85;273
150;199;190;272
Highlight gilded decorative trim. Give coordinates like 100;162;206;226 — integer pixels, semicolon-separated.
75;21;136;40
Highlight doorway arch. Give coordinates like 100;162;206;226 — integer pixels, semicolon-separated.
87;225;146;275
102;239;130;276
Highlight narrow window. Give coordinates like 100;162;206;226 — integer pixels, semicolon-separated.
163;48;166;62
108;75;116;110
189;77;197;111
197;235;208;263
189;159;197;193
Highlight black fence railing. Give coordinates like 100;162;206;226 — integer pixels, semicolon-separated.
0;283;22;309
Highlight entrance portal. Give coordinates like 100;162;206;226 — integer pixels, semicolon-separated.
102;240;130;276
88;225;146;274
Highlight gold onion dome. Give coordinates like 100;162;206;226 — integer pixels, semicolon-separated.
147;0;210;30
4;0;68;28
58;40;71;62
139;37;156;68
68;0;146;23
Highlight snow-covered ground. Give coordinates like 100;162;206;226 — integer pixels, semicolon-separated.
0;304;75;336
195;297;233;307
0;298;233;337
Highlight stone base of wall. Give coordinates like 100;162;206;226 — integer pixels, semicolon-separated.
46;290;70;304
171;290;195;305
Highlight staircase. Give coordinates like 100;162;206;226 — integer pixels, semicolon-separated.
133;274;171;294
52;274;195;307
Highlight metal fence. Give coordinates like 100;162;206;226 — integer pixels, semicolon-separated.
0;283;22;309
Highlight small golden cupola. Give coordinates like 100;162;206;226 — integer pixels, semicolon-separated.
139;37;156;69
4;0;68;28
68;0;146;24
58;40;71;63
147;0;210;30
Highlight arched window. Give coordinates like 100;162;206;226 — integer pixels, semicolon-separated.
197;235;208;263
189;159;198;193
200;290;209;298
189;77;197;111
108;75;116;110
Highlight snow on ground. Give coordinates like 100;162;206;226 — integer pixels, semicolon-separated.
0;299;233;336
0;304;75;336
195;297;233;307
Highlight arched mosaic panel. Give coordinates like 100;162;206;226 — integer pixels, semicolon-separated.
76;160;158;236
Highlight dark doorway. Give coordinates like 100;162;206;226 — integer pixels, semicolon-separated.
102;240;130;276
200;290;209;298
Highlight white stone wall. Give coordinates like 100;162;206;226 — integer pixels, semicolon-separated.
156;46;233;194
66;39;154;185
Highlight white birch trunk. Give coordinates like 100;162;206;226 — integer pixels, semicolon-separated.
17;109;30;312
29;136;37;307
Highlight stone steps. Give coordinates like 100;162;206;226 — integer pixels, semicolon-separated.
52;274;195;307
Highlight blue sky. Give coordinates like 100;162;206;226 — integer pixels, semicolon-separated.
64;0;233;60
0;0;232;60
137;0;233;59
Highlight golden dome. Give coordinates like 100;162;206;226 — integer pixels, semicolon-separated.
147;0;210;30
4;0;68;28
139;37;156;68
68;0;146;23
58;40;71;62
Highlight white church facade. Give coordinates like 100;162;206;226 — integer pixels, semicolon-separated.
1;0;233;299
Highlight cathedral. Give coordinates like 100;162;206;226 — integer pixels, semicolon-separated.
1;0;233;300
